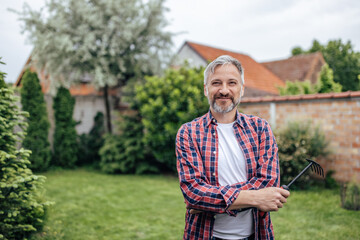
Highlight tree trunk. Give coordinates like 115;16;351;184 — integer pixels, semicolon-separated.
103;84;112;133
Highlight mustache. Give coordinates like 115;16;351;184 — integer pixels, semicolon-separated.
214;93;234;100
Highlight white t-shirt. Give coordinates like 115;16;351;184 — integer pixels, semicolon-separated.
213;122;254;239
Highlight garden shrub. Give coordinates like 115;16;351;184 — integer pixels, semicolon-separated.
52;87;78;168
77;112;105;166
276;120;329;189
134;66;209;172
99;112;157;174
20;69;51;172
0;62;51;239
341;180;360;211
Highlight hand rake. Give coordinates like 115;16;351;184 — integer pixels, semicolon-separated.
281;158;324;190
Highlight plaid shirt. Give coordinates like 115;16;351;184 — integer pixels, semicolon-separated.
176;110;279;240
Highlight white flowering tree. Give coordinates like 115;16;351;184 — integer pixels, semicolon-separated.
14;0;173;132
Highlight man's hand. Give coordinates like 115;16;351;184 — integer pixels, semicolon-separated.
187;187;290;214
251;187;290;212
227;187;290;212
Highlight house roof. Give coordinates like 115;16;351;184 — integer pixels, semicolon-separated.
261;52;325;84
14;54;115;96
184;41;285;95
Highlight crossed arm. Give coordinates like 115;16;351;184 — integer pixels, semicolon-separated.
176;123;290;215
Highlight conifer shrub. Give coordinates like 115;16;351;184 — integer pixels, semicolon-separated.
276;120;329;189
20;69;51;172
78;112;105;166
0;62;50;239
52;87;78;168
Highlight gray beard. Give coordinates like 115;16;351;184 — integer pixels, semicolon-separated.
209;97;241;114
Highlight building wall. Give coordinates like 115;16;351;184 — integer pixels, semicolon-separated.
240;96;360;183
45;94;116;148
175;44;207;68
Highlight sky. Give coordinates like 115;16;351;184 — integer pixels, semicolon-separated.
1;0;360;83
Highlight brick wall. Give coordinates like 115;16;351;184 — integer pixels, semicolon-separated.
240;91;360;183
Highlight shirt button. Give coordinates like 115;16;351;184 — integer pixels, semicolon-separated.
214;215;217;219
212;173;216;176
213;151;216;154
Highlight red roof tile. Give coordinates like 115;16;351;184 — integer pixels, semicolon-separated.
261;52;325;84
186;41;285;95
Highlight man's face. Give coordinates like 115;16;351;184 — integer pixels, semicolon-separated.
204;64;243;114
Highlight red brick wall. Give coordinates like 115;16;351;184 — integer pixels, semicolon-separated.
240;94;360;183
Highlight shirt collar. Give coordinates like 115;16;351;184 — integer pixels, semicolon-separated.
205;109;245;129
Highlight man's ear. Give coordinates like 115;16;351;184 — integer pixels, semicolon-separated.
204;84;208;97
240;85;244;97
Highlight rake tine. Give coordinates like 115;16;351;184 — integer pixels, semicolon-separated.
311;164;316;174
315;162;324;177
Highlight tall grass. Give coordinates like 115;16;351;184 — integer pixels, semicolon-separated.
33;169;360;240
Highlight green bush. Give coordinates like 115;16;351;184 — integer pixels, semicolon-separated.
77;112;105;166
20;69;51;172
341;181;360;211
276;120;329;189
0;62;51;239
134;66;209;172
279;64;342;96
99;112;157;174
52;87;78;168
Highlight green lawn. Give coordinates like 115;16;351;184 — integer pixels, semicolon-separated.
33;169;360;240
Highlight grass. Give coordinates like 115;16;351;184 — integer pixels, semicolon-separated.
33;169;360;240
34;169;185;240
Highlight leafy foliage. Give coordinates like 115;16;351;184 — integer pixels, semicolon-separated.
279;80;316;96
52;87;78;168
14;0;174;133
316;64;342;93
279;63;342;96
276;120;329;189
291;39;360;91
341;180;360;211
99;112;156;174
77;112;105;166
134;66;209;172
14;0;173;88
0;63;50;239
20;69;51;172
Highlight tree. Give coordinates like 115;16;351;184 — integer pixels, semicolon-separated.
291;39;360;91
315;64;342;93
279;80;315;96
279;64;342;96
53;87;78;168
134;65;209;172
0;60;50;239
20;69;51;172
14;0;173;133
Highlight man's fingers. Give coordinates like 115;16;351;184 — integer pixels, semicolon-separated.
279;188;290;197
280;195;287;203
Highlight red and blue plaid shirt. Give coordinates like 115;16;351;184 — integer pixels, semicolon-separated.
176;110;280;240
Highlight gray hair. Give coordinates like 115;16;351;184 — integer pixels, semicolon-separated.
203;55;245;86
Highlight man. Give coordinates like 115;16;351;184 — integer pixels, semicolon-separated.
176;55;290;240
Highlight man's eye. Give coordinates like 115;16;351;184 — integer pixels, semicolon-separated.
212;82;221;85
229;82;237;85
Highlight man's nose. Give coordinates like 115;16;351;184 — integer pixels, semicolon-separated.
219;83;230;95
